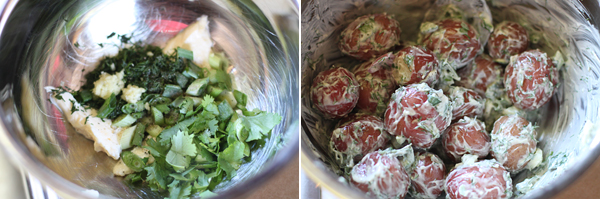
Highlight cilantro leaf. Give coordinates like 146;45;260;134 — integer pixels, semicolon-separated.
242;112;282;142
166;180;192;199
201;95;219;115
145;160;169;191
217;140;245;179
166;131;197;172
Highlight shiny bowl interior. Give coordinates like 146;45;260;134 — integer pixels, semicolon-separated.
301;0;600;198
0;0;299;198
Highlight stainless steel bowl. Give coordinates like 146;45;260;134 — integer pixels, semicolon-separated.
301;0;600;198
0;0;299;198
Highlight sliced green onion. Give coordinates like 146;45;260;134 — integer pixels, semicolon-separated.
122;101;145;114
152;107;164;126
131;112;145;119
164;110;180;125
146;124;163;138
177;47;194;60
79;90;93;103
183;63;206;79
122;151;145;172
155;103;170;113
185;78;209;96
97;93;118;118
113;114;137;127
162;84;182;98
189;96;203;107
149;96;172;106
176;73;189;88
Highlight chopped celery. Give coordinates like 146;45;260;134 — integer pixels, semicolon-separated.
119;125;137;150
186;78;209;96
97;93;118;118
177;47;193;60
152;107;164;125
208;53;222;69
208;86;223;98
146;124;163;138
162;84;182;98
113;114;137;127
218;91;237;108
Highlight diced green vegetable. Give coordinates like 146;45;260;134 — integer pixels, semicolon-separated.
176;73;189;88
119;125;137;150
146;124;163;138
208;86;223;98
185;78;209;96
122;101;145;114
182;64;205;79
131;123;146;147
155;103;170;113
122;151;145;172
149;96;172;106
113;114;137;127
218;91;237;108
177;47;194;60
189;96;203;107
208;53;222;69
233;90;247;108
152;107;164;126
97;93;118;118
79;90;93;102
163;84;183;98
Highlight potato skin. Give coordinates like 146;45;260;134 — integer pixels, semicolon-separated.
490;115;537;173
310;67;360;119
504;49;558;110
339;13;402;60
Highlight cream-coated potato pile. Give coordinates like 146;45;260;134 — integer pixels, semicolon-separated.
309;3;559;199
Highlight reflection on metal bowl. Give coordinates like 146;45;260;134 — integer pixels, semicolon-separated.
0;0;299;198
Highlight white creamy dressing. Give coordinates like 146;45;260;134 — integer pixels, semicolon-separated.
489;21;529;63
447;86;485;120
392;46;439;86
444;117;490;160
312;67;359;117
491;115;538;173
163;16;213;67
446;157;513;199
409;152;445;199
350;146;414;199
385;83;452;149
330;117;387;168
504;50;556;110
339;14;400;56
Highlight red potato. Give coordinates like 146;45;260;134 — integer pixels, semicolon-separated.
504;50;558;110
410;152;446;199
354;52;398;115
445;159;513;199
350;151;411;199
456;55;504;96
331;114;390;166
491;115;538;173
311;67;360;119
421;19;481;69
442;117;490;161
488;21;529;63
339;13;402;60
384;83;452;149
391;46;439;87
446;86;485;122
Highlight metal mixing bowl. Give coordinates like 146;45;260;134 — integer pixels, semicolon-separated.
0;0;299;198
301;0;600;198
